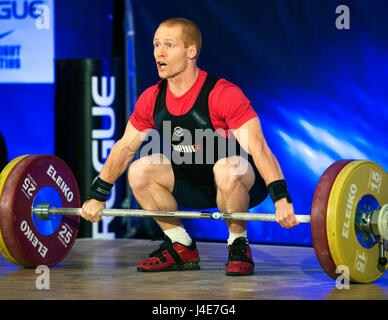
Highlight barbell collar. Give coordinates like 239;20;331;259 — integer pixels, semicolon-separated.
378;204;388;240
33;202;52;220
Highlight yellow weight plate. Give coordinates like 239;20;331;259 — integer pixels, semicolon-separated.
0;155;29;267
327;160;388;283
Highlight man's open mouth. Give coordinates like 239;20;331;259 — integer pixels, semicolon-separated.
157;61;167;69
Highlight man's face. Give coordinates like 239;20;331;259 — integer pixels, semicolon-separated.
153;25;190;79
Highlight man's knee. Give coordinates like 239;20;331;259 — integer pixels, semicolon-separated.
213;156;254;191
128;154;173;191
128;159;148;191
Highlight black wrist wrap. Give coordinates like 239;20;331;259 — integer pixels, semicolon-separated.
87;177;113;202
267;179;292;204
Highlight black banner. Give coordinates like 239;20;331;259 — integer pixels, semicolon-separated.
55;58;125;238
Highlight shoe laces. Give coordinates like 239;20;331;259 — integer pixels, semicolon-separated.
228;237;252;262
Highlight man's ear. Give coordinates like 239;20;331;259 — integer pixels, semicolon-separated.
187;44;198;60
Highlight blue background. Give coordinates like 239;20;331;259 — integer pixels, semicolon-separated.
1;0;387;245
0;0;113;157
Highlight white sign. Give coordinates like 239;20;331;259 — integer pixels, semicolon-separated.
0;0;54;83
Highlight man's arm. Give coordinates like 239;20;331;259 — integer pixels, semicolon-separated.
98;121;145;183
81;120;145;222
233;116;299;229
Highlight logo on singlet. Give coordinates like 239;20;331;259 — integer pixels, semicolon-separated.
172;144;201;153
173;126;184;137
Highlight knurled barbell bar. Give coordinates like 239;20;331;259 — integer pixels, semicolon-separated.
33;203;312;222
0;154;387;283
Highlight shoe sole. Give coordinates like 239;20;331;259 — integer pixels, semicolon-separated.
225;271;254;276
137;261;200;272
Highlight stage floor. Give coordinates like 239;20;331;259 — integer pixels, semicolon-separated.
0;239;387;300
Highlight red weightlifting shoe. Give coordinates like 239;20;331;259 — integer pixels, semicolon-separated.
225;237;254;276
137;236;200;272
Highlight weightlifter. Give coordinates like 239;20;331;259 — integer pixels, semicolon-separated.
81;18;299;276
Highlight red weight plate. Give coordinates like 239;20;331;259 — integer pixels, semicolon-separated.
311;160;353;280
0;155;80;267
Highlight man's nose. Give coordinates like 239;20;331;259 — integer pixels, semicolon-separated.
156;46;166;57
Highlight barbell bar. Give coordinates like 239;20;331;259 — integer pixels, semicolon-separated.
0;154;387;284
31;203;388;242
33;202;312;223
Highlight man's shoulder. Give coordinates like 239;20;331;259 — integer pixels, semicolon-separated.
142;81;163;95
214;77;242;90
137;81;163;104
211;77;247;101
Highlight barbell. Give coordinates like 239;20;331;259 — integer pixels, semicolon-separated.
0;154;387;284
